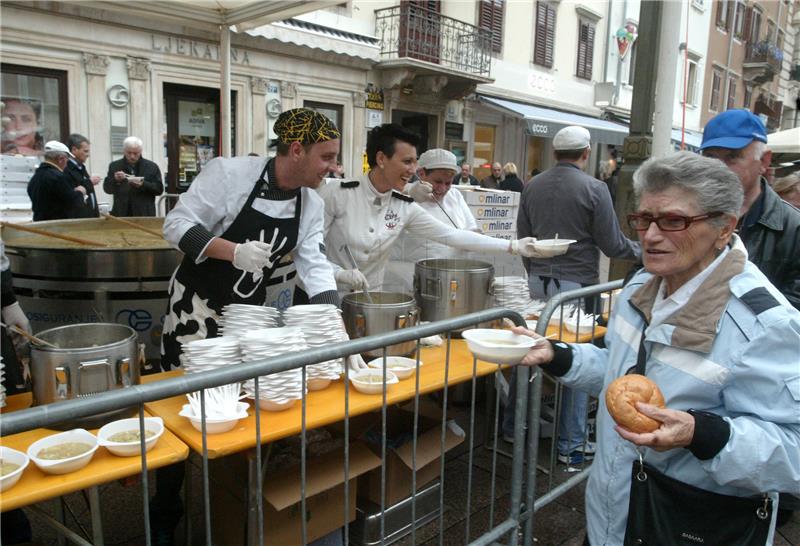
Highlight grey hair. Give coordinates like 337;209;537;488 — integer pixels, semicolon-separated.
123;136;143;150
633;151;743;222
44;150;67;162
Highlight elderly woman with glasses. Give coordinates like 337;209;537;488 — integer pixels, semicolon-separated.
512;151;800;546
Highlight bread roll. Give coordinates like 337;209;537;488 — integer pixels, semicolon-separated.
605;374;665;433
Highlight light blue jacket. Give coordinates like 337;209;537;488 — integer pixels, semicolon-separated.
561;246;800;545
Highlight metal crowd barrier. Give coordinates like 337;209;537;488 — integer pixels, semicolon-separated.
517;279;624;545
2;308;540;546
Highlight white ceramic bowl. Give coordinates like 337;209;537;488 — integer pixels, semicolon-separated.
366;356;421;380
461;329;541;365
179;402;249;434
533;238;577;258
0;446;29;492
564;314;597;334
256;397;298;411
349;369;399;394
306;377;332;391
27;429;99;475
97;417;164;457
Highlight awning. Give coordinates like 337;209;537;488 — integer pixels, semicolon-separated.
670;127;704;152
479;95;628;145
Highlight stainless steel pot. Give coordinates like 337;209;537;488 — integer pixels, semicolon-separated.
30;323;141;429
414;259;496;334
341;292;418;358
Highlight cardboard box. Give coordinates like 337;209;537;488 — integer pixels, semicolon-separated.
358;407;465;506
211;442;382;546
478;218;517;233
455;186;520;206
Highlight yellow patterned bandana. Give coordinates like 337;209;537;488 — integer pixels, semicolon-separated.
274;108;340;144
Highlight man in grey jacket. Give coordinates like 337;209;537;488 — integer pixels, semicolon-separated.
514;125;640;463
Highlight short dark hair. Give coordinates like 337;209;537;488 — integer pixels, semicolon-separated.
554;148;586;161
67;133;89;152
366;124;420;169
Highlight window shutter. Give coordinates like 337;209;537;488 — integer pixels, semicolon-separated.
742;5;753;41
479;0;504;54
576;21;594;79
585;22;595;78
534;2;556;68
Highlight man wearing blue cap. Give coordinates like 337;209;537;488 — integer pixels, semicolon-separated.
701;109;800;312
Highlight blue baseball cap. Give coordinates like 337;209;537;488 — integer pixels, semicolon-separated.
700;109;767;150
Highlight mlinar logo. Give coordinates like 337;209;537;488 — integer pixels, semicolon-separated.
477;207;511;218
680;532;704;543
482;220;514;231
479;193;513;205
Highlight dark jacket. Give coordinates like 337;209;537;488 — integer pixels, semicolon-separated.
740;179;800;310
103;157;163;217
63;159;99;218
452;173;479;186
27;162;85;221
481;175;501;189
500;174;524;192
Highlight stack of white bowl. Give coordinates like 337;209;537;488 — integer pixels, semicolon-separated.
218;304;280;337
240;327;306;410
181;336;242;374
283;305;346;390
493;276;530;315
0;356;5;408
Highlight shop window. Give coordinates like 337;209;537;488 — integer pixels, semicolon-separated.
1;63;68;156
575;19;595;80
727;76;737;110
533;1;556;68
710;68;723;112
303;100;344;165
479;0;505;54
473;124;496;181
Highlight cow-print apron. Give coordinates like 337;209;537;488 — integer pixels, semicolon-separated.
160;160;301;370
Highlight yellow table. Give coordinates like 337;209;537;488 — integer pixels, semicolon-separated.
0;395;189;513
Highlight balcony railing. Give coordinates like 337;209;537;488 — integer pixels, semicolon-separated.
744;40;783;73
374;4;492;78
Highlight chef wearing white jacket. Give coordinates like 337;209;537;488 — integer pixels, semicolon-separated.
313;124;540;296
385;148;480;292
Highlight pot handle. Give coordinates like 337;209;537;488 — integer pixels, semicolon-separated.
55;366;70;399
395;314;407;330
449;279;459;302
78;358;112;395
355;313;366;338
118;357;132;387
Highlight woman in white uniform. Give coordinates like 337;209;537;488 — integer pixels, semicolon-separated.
317;124;540;295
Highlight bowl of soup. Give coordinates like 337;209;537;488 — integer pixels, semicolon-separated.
349;369;399;395
461;329;541;365
366;356;422;380
0;446;29;492
532;238;576;258
97;417;164;457
27;429;99;475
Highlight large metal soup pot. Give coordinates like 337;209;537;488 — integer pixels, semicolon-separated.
414;259;496;334
30;323;140;429
341;292;418;358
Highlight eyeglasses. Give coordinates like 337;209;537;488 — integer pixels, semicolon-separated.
626;212;724;232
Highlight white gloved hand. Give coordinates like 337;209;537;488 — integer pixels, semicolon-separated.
335;269;370;290
2;301;31;351
511;237;546;258
346;354;368;372
233;241;272;273
407;180;434;203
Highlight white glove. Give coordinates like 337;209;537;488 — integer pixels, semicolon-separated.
511;237;546;258
2;301;31;351
407;180;434;203
233;241;272;273
347;354;368;372
335;269;370;290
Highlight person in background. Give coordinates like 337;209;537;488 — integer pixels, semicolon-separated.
513;125;640;464
700;109;800;526
314;123;541;296
27;140;86;221
772;172;800;209
500;162;524;192
481;162;503;189
700;109;800;311
1;97;43;156
527;168;542;184
64;133;100;218
512;151;800;545
103;136;164;217
453;162;479;186
386;149;480;292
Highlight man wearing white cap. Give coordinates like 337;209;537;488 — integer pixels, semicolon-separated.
386;149;479;291
27;140;87;221
512;125;639;464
